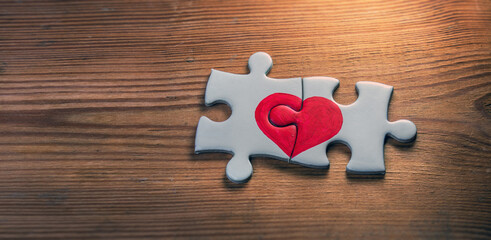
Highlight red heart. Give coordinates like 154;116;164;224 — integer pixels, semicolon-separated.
255;93;343;157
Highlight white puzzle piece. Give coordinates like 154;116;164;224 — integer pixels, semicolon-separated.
291;77;417;174
195;52;302;183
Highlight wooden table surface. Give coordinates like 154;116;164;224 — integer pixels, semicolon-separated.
0;0;490;239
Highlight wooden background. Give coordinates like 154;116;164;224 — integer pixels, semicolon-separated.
0;0;490;239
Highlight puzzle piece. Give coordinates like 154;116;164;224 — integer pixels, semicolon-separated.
195;52;302;183
196;52;417;183
290;77;417;173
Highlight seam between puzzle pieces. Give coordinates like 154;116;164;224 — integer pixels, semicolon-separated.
287;77;305;163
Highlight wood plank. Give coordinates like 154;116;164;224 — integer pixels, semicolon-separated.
0;0;489;239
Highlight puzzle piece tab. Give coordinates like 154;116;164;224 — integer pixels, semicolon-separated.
269;95;343;158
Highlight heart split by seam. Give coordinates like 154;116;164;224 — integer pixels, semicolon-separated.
255;93;343;158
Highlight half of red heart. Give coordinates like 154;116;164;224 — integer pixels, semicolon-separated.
255;93;302;156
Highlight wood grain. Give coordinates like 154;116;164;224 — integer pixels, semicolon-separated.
0;0;490;239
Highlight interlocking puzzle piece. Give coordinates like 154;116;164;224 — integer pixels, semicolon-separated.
196;52;417;183
195;52;302;183
289;77;417;173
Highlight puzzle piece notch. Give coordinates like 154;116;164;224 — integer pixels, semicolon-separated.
195;52;302;183
291;77;417;173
